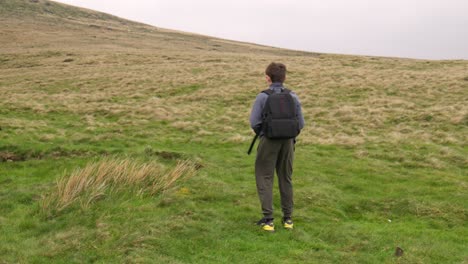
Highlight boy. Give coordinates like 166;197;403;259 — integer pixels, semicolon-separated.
249;62;305;231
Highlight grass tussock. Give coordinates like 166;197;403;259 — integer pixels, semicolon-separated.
40;158;197;216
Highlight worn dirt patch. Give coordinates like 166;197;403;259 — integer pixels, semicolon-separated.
0;151;25;162
0;147;98;162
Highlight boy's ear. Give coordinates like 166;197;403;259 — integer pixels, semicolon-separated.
265;75;272;83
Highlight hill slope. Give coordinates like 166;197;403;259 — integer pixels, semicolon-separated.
0;0;467;263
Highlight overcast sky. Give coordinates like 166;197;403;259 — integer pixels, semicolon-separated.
53;0;468;60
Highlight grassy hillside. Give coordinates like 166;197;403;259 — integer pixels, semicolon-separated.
1;0;467;263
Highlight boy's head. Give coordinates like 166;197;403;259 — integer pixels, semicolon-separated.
265;62;286;83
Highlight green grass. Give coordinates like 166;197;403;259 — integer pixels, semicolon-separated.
0;0;467;263
1;137;466;263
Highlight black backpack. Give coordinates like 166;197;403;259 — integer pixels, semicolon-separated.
261;88;300;139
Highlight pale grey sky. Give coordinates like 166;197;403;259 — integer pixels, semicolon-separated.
53;0;468;60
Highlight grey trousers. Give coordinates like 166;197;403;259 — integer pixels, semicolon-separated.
255;136;294;219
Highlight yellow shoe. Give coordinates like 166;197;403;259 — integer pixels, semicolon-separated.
257;218;275;232
283;217;293;229
262;222;275;232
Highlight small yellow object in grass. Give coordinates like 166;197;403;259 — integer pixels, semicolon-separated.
177;187;190;196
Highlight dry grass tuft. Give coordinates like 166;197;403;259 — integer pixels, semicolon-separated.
40;158;197;216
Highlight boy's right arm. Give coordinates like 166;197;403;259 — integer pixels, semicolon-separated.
291;93;305;130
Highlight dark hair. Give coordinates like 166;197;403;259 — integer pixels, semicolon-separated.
265;62;286;83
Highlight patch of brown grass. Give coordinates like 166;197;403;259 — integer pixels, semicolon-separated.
40;158;197;216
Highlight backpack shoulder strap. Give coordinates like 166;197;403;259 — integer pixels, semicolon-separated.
261;89;274;95
262;87;292;94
